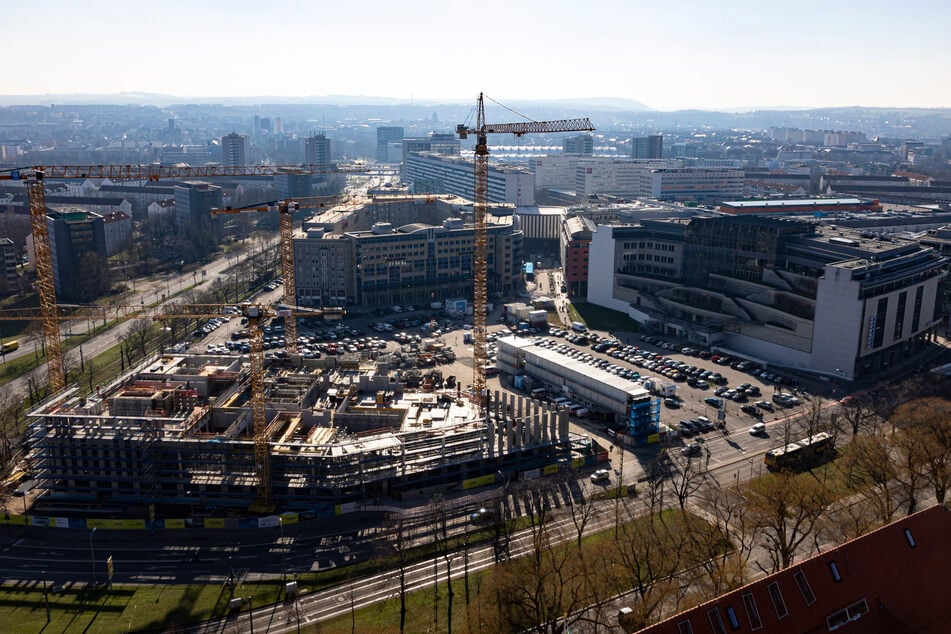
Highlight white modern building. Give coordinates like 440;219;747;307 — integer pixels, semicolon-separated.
587;216;947;380
574;159;669;197
403;152;536;205
640;167;744;202
531;156;584;191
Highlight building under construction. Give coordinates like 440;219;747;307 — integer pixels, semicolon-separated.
25;351;583;513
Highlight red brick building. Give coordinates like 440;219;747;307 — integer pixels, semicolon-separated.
561;215;594;299
637;505;951;634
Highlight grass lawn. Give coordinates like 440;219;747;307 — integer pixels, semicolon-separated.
568;303;642;333
0;580;282;634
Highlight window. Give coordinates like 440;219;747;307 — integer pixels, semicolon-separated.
829;561;842;582
894;290;907;340
707;608;726;634
724;606;741;630
904;527;916;548
676;620;694;634
793;570;816;605
767;582;788;619
872;297;888;348
827;599;869;631
742;592;763;630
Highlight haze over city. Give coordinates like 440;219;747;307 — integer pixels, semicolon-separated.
5;0;951;110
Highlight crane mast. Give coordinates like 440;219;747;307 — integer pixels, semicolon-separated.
0;301;338;511
1;162;361;512
213;195;356;353
457;94;594;409
26;174;67;392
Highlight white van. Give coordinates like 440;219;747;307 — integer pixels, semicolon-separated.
571;321;587;333
530;387;549;400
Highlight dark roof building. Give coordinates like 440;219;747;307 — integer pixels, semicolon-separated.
637;504;951;634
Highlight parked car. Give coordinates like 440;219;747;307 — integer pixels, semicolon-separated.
590;468;611;483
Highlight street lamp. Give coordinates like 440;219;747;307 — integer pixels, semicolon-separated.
279;517;286;583
41;570;50;623
245;597;255;634
89;527;98;587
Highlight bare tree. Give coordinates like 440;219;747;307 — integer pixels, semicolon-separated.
891;427;928;515
842;432;900;523
893;397;951;504
379;512;412;634
126;318;153;359
688;481;757;597
743;470;833;572
0;395;21;474
563;476;599;550
668;446;710;511
493;479;598;634
606;504;685;630
427;495;447;633
838;395;883;438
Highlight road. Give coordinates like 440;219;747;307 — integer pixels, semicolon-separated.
0;237;279;406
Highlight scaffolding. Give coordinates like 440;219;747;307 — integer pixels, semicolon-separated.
26;353;577;511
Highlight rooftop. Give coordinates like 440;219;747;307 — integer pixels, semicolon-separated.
639;504;951;634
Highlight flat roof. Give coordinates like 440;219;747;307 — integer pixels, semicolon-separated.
722;198;868;208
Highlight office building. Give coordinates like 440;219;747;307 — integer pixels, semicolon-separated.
376;126;404;163
46;210;108;301
574;159;668;197
561;215;595;298
631;134;663;159
160;144;213;166
515;206;566;256
102;211;132;256
173;183;223;239
563;134;594;155
641;167;744;203
497;336;661;444
587;216;947;380
220;132;248;167
0;238;17;293
294;195;523;307
403;152;536;205
304;133;331;167
531;156;584;192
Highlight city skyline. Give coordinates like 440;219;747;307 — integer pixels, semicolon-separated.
5;0;950;111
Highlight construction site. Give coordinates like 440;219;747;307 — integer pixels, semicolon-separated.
8;95;597;517
25;347;586;514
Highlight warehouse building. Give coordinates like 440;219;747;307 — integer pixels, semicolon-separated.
496;336;662;445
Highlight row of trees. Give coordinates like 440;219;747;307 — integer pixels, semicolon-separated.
368;374;951;633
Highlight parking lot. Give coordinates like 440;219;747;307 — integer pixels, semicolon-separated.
182;292;819;470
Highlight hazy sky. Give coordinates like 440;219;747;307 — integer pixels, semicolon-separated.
7;0;950;110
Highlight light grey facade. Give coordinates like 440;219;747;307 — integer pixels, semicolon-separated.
587;217;948;380
403;152;536;205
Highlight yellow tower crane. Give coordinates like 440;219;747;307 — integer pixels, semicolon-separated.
456;94;593;406
0;163;363;392
212;194;360;353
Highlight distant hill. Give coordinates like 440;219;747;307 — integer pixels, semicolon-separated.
0;93;651;111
